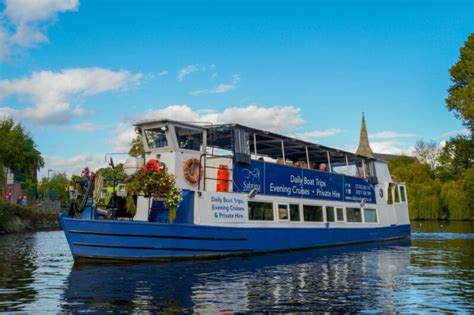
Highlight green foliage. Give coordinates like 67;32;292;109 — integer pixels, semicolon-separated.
125;160;181;222
39;172;69;202
129;136;145;158
0;201;59;233
0;118;44;180
446;32;474;133
440;180;471;220
95;163;127;185
435;135;474;180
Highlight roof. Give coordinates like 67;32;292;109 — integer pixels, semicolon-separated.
207;123;381;164
373;153;416;162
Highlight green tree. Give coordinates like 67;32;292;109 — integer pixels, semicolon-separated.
435;135;474;180
129;136;145;158
95;163;127;185
447;32;474;133
0;118;44;179
40;173;69;202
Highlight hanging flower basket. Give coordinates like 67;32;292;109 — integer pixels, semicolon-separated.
124;159;182;222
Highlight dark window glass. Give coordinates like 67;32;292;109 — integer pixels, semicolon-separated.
303;205;323;222
326;206;335;222
346;207;362;222
248;202;274;221
175;126;203;151
387;184;393;205
290;204;300;221
336;208;344;221
394;185;400;203
400;186;406;202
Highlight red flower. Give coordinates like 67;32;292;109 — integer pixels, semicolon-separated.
142;159;161;172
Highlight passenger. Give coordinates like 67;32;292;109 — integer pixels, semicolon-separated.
292;160;301;167
319;163;327;172
309;162;317;169
276;157;284;165
300;161;308;168
258;157;264;162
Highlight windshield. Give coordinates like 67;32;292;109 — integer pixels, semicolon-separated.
175;126;203;151
144;128;168;149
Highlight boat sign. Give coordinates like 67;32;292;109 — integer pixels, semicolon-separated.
233;160;375;204
208;192;247;223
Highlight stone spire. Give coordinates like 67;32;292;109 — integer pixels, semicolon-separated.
356;113;374;158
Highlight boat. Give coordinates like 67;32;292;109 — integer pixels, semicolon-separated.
60;119;411;261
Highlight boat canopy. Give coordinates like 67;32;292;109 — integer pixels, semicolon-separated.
206;123;377;166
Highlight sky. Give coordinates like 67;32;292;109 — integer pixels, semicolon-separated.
0;0;472;178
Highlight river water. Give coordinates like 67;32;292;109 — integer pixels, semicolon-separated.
1;221;473;313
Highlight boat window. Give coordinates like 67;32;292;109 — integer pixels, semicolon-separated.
290;204;300;221
248;201;274;221
303;205;323;222
326;206;335;222
387;184;393;205
175;126;203;151
346;207;362;222
278;204;289;221
394;184;400;203
336;207;344;222
400;185;407;202
144;128;168;149
364;208;378;223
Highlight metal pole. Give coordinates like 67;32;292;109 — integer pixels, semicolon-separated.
281;140;286;162
362;159;367;178
345;155;349;167
305;146;310;166
326;151;332;172
253;133;258;159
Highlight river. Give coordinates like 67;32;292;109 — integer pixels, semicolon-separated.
1;221;473;313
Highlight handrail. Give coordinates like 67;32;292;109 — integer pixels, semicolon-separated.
198;153;234;192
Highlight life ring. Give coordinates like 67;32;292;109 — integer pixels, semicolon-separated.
183;158;203;184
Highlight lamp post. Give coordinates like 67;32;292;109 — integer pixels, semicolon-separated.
47;169;53;180
46;169;53;201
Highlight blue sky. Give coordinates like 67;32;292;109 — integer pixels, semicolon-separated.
0;0;472;177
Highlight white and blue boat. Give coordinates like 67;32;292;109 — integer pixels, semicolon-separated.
61;119;410;261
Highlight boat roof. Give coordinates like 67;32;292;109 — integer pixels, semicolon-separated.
135;119;381;163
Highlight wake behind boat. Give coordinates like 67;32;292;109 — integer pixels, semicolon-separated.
61;119;411;261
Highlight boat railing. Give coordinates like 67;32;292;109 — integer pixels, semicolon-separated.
198;153;234;192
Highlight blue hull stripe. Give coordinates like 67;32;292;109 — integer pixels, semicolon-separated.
73;242;254;252
68;229;247;241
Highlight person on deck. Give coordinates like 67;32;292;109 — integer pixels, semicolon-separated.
319;163;327;172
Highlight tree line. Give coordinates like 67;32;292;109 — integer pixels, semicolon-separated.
388;33;474;221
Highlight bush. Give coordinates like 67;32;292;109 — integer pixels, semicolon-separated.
0;201;59;234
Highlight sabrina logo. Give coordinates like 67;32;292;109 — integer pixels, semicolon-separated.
241;168;261;192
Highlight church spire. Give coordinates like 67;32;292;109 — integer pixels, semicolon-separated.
356;113;374;158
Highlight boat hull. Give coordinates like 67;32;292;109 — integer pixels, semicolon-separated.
60;215;410;261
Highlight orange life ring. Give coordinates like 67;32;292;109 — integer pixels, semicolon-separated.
183;158;203;184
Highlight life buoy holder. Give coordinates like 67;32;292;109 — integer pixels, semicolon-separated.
183;158;203;184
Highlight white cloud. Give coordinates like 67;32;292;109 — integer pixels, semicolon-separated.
442;128;470;137
190;75;240;96
158;70;169;76
70;122;103;132
370;140;414;155
370;131;416;139
295;129;344;141
0;0;79;61
0;67;142;124
113;104;304;151
177;65;198;81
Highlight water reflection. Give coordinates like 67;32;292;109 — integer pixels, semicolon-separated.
1;224;473;313
63;240;413;313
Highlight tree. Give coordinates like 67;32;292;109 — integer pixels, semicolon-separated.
0;118;44;179
39;172;69;202
413;140;440;170
95;163;127;184
435;135;474;180
447;32;474;133
129;136;145;158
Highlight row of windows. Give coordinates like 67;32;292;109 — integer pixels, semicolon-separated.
248;202;378;223
386;184;407;205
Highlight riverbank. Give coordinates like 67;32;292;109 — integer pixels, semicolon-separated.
0;201;60;234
